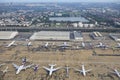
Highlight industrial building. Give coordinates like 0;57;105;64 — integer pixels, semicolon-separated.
109;33;120;41
73;31;83;41
90;32;105;40
0;31;18;40
30;31;70;41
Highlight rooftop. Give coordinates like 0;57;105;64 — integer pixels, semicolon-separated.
30;31;70;41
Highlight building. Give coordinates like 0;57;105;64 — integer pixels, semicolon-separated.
0;31;18;40
109;33;120;41
73;31;83;41
78;22;83;27
90;32;105;40
30;31;70;41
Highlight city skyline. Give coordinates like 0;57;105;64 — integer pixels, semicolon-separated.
0;0;120;3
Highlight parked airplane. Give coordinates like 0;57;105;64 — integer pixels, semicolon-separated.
43;64;62;76
88;43;94;49
64;65;71;77
0;63;5;67
42;42;49;48
5;40;17;48
12;63;34;74
111;69;120;78
58;42;71;49
74;65;92;76
81;42;85;48
32;64;39;73
95;42;108;49
22;57;27;64
115;43;120;48
26;42;32;46
2;66;9;74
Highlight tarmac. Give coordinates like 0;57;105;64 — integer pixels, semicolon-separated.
0;32;119;80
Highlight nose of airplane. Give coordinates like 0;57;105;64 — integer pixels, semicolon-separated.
16;72;19;74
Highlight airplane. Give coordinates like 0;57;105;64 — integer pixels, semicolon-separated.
74;65;92;76
115;43;120;48
111;69;120;78
42;42;49;48
95;42;108;49
5;40;17;48
22;57;27;64
43;64;62;76
63;65;71;77
12;63;34;74
33;65;39;72
0;63;5;67
81;42;85;48
26;42;32;46
58;42;71;49
88;43;94;49
2;66;9;74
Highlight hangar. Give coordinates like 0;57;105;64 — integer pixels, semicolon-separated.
30;31;70;41
90;32;105;40
0;31;18;40
109;33;120;41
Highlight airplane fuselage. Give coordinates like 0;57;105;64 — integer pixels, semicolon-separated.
16;65;24;74
6;41;16;47
114;69;120;78
49;66;54;76
82;65;86;76
66;67;70;77
27;42;32;46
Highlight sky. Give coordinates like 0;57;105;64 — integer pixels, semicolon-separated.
0;0;120;3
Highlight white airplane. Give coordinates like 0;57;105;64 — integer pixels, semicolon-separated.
12;63;34;74
43;64;62;76
0;63;5;67
42;42;49;48
81;42;85;48
33;64;39;72
64;65;71;77
95;42;108;49
5;40;17;48
58;42;71;49
88;43;93;49
26;42;32;46
2;66;9;74
75;65;92;76
111;69;120;78
115;43;120;48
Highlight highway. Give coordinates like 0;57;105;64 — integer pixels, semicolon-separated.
0;27;120;32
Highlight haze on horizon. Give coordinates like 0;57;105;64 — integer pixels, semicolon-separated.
0;0;120;3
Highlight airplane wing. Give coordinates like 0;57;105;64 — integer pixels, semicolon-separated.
74;68;83;72
53;67;62;71
12;63;19;69
0;63;5;67
23;64;34;69
43;66;51;71
13;44;17;46
85;69;92;72
110;71;116;74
